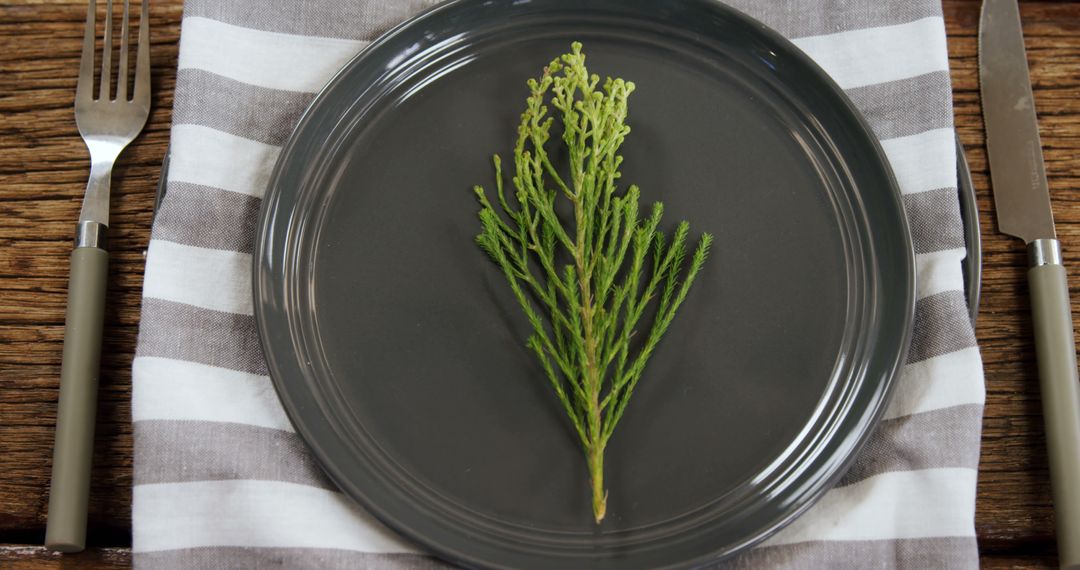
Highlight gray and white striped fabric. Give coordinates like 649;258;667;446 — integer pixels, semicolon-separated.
132;1;985;567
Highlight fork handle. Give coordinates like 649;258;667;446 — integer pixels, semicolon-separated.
45;245;109;553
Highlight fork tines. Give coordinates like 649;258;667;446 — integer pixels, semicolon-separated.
77;0;149;105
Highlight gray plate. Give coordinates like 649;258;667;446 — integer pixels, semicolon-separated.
253;0;915;568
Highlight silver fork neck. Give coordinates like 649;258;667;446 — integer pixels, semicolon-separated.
77;151;118;229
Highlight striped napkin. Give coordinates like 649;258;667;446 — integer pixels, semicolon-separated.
132;0;986;567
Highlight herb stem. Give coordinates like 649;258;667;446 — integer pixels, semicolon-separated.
588;440;607;523
474;42;711;524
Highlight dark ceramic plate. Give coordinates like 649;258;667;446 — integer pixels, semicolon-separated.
253;0;915;568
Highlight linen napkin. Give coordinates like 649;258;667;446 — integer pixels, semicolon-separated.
132;0;986;567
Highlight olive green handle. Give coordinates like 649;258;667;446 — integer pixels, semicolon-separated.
45;246;108;553
1028;249;1080;570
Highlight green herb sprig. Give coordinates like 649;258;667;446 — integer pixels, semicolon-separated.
473;42;713;523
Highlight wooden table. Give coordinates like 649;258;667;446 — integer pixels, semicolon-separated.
1;1;1077;567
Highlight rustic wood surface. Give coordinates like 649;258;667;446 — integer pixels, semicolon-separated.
0;0;1076;567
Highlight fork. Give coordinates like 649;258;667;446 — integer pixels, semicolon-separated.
45;0;150;553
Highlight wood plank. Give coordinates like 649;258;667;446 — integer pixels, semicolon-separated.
0;545;129;570
945;1;1080;556
0;0;181;546
980;549;1060;569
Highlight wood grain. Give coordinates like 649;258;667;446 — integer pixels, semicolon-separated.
0;545;130;570
947;1;1080;560
0;0;1077;567
0;0;182;550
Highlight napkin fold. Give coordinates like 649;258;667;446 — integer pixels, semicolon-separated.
133;0;985;567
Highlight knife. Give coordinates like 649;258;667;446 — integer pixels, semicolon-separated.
980;1;1080;566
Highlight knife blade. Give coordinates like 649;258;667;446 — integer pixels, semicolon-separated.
980;1;1080;567
980;0;1055;243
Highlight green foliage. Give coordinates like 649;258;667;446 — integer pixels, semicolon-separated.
473;42;713;523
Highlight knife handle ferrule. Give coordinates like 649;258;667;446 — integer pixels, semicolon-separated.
1029;238;1063;268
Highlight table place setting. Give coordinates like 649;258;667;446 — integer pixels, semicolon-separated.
1;0;1078;568
137;0;984;567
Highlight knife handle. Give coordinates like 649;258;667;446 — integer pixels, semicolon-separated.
1028;239;1080;569
45;244;109;553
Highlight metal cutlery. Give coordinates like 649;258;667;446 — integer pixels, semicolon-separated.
45;0;150;553
980;0;1080;566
